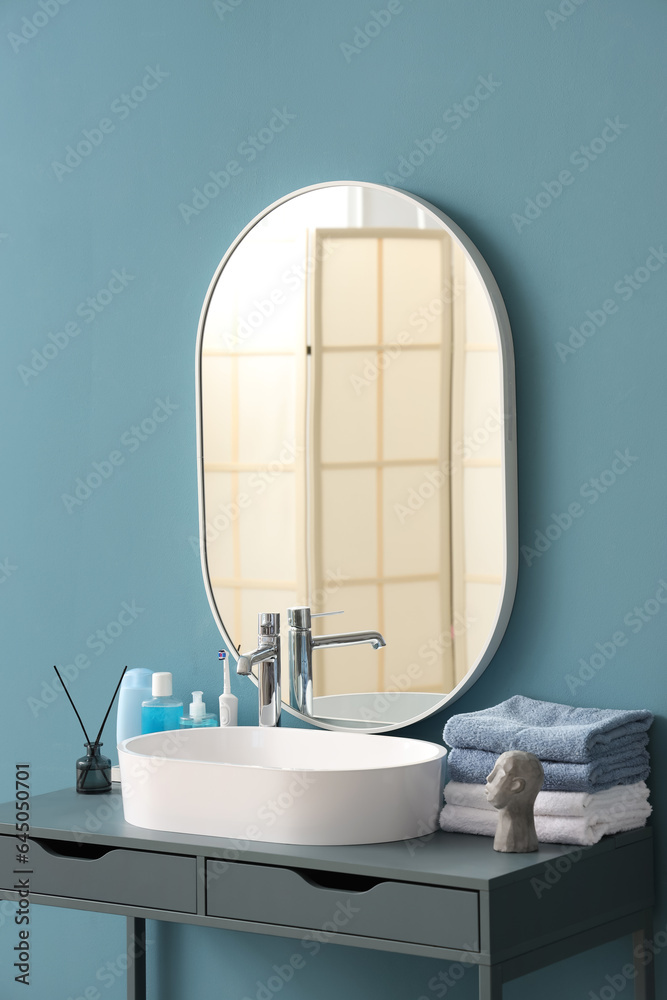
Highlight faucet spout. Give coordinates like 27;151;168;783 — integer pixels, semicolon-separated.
237;643;277;676
311;629;386;651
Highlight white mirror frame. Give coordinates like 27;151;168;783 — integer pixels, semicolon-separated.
195;181;518;732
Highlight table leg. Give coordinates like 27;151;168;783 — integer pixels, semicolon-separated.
633;925;655;1000
127;916;147;1000
479;964;503;1000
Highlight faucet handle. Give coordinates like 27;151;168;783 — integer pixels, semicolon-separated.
258;612;280;637
287;607;343;629
287;606;311;629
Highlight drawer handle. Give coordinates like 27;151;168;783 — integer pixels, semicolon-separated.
297;868;385;893
32;839;115;861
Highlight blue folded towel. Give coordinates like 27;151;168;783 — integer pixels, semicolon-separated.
443;696;653;764
448;746;651;793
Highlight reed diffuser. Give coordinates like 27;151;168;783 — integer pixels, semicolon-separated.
54;665;127;794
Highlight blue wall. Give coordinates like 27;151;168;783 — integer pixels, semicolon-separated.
1;0;665;996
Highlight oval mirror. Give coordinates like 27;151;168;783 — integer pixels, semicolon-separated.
196;182;517;732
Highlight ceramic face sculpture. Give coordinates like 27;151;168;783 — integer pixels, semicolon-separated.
485;750;544;853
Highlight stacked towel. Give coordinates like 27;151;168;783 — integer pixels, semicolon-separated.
443;779;651;816
447;743;650;793
444;696;653;762
439;780;652;846
440;696;653;845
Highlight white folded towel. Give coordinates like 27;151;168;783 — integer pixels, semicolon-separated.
444;780;650;818
439;801;652;846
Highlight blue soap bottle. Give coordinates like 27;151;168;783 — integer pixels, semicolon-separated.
179;691;218;728
141;672;183;734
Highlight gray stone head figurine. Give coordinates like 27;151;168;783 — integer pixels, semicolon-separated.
485;750;544;853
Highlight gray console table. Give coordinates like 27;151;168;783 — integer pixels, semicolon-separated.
0;788;655;999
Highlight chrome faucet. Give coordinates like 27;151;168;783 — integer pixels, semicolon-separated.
287;606;386;718
237;612;281;727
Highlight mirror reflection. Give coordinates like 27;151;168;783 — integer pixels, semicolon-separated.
198;184;512;729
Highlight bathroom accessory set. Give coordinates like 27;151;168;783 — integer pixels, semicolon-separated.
441;696;653;846
114;652;237;746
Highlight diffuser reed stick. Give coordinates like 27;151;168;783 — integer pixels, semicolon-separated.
92;666;127;748
53;665;91;743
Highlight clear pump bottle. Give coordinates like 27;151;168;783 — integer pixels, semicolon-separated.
180;691;217;728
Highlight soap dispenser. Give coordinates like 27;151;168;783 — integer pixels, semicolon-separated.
180;691;217;728
141;672;183;734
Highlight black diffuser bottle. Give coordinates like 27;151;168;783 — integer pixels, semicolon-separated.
75;742;113;794
54;665;127;795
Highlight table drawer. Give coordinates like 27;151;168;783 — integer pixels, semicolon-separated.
206;861;479;951
0;835;196;913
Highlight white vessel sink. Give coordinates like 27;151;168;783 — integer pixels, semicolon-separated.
118;727;446;846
